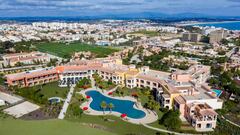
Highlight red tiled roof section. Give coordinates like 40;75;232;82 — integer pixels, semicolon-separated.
25;69;57;79
56;64;102;73
199;109;217;116
6;68;57;81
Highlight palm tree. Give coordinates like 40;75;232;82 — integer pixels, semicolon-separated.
100;101;107;114
108;103;114;113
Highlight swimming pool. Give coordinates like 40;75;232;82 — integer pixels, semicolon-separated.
85;90;146;119
212;89;222;97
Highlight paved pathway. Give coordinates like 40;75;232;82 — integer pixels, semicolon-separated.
222;116;240;128
58;84;75;119
142;124;194;135
103;86;118;95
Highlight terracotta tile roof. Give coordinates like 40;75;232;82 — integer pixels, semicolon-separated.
6;68;57;81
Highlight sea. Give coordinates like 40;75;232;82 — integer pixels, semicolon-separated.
194;21;240;30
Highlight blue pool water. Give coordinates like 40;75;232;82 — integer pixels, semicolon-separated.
212;89;222;97
86;90;146;119
194;21;240;30
48;97;61;103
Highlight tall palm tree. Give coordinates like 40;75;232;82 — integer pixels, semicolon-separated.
100;101;107;114
108;103;115;113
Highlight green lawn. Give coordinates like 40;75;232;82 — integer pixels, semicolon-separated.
38;82;69;98
0;119;115;135
67;114;162;135
16;82;69;104
18;82;69;99
66;89;162;135
35;42;119;58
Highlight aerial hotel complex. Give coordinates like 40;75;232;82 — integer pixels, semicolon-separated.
5;57;222;131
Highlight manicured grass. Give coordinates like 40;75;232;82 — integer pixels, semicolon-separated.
0;119;115;135
217;100;240;125
66;88;162;135
37;82;69;99
19;82;68;99
67;114;162;135
35;42;119;58
16;82;69;104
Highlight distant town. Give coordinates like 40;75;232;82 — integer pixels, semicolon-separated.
0;19;240;135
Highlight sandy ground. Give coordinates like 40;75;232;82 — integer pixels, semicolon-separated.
4;101;40;118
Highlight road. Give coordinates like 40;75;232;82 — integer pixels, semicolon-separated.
58;84;75;119
0;64;46;72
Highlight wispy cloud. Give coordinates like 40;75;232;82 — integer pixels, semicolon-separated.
0;0;239;17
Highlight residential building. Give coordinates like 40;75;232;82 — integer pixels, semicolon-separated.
2;52;52;66
182;33;201;42
5;58;223;131
184;103;217;131
209;29;228;44
5;67;59;87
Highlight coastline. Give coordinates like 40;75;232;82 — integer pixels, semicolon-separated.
177;20;240;26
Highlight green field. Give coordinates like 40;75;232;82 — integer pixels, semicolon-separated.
67;114;161;135
0;119;115;135
37;82;69;98
35;42;119;58
16;82;69;105
18;82;69;99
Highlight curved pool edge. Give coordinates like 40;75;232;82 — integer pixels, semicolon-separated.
78;88;158;124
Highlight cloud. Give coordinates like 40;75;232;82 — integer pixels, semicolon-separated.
228;0;240;2
101;1;143;6
0;0;239;17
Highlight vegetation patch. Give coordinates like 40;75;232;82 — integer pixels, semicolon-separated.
93;73;116;90
35;42;119;58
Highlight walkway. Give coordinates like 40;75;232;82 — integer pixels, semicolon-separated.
58;84;75;119
222;116;240;128
103;86;118;95
142;124;194;135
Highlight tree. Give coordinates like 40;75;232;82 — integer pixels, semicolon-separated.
108;103;114;113
107;79;113;85
100;101;107;114
1;41;14;50
160;110;182;130
15;62;24;67
76;78;91;89
148;99;159;115
220;38;229;45
200;35;210;43
47;58;58;67
70;103;83;117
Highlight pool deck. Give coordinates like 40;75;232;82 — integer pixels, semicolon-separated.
79;87;158;124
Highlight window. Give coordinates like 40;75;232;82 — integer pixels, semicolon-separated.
165;100;170;104
206;123;212;128
197;124;201;128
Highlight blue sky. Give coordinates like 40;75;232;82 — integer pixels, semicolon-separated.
0;0;239;17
